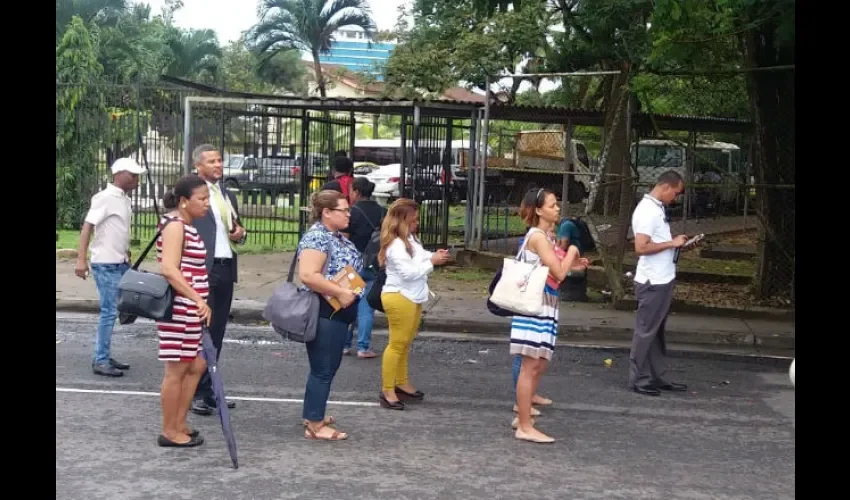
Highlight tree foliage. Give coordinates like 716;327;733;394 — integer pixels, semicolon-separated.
247;0;376;97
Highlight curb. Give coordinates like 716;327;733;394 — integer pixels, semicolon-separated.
55;298;795;353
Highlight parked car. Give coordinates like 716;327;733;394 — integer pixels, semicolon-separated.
366;163;444;205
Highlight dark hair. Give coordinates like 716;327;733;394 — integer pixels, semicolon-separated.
352;176;375;198
519;188;555;228
332;155;353;174
163;174;207;209
310;189;346;222
333;150;348;158
656;170;684;188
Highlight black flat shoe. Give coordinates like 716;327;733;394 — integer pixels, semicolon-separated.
632;385;661;396
656;381;688;392
157;434;204;447
379;393;405;410
395;387;424;402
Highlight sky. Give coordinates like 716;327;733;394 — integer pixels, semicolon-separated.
137;0;553;93
139;0;410;44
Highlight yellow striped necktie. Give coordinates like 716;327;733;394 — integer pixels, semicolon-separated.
210;183;237;252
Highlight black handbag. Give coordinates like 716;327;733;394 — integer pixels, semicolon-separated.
117;218;184;323
366;268;387;312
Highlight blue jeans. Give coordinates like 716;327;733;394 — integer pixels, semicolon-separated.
512;354;522;395
303;317;349;421
345;269;376;353
90;262;130;365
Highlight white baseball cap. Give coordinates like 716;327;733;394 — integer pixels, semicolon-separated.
111;158;147;175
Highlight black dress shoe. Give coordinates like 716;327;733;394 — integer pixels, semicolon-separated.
93;363;123;377
379;393;405;410
632;385;661;396
157;434;204;447
203;398;236;410
109;358;130;370
656;381;688;392
191;399;214;416
395;387;424;402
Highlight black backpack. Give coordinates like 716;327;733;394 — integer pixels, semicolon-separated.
561;216;596;253
353;204;384;273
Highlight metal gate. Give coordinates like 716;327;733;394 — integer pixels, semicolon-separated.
401;113;453;249
300;110;355;236
187;102;354;248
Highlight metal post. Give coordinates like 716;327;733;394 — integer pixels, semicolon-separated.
183;96;192;174
683;129;696;234
400;114;408;195
442;119;453;247
561;119;573;216
412;105;421;200
349;111;356;157
465;110;478;248
475;76;490;250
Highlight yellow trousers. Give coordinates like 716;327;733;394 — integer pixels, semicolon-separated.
381;292;423;392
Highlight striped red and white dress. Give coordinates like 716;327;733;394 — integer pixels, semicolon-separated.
155;214;210;362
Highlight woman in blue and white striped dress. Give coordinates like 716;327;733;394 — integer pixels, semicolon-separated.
510;188;588;444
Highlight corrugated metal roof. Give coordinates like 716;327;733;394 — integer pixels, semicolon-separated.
161;75;752;133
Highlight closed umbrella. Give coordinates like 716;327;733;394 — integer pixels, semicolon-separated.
200;326;239;469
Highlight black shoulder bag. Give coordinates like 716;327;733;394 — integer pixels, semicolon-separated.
117;217;185;324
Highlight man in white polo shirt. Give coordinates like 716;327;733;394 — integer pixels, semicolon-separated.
629;170;690;396
75;158;145;377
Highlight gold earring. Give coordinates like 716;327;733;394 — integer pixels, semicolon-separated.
181;204;187;209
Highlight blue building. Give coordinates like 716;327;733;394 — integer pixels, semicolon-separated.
316;27;395;78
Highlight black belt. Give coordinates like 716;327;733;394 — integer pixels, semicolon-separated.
213;258;233;266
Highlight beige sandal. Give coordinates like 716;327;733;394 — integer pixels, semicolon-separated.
515;428;555;444
511;417;536;430
513;405;541;417
532;396;553;406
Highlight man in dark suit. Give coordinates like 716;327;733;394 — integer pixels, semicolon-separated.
189;144;247;416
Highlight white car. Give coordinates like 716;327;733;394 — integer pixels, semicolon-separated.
365;163;401;205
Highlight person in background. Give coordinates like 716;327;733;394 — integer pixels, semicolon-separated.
557;217;584;253
321;154;356;204
510;188;588;443
189;144;247;417
628;170;692;396
297;190;363;441
75;158;145;377
155;174;212;448
377;199;451;410
342;177;386;358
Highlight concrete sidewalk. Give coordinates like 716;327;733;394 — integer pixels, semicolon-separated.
56;254;795;353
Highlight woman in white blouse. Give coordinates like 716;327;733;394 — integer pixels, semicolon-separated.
376;198;451;410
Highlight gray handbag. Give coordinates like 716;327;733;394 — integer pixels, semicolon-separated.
116;217;183;322
262;250;328;343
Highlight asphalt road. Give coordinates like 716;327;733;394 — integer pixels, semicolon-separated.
56;312;795;500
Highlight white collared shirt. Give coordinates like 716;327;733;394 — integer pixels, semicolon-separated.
84;184;132;264
205;180;233;259
632;194;676;285
383;236;434;304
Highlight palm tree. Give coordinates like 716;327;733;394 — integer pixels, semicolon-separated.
164;28;223;83
248;0;376;97
56;0;127;42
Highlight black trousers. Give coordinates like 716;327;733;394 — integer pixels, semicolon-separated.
195;259;235;402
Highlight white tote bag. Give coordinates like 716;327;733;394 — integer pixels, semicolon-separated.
489;229;549;316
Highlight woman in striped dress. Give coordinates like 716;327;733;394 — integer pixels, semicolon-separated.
155;174;212;448
510;188;588;444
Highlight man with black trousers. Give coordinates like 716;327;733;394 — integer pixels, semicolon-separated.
189;144;247;415
628;170;692;396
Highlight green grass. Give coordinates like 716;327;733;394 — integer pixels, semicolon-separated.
447;205;526;235
57;214;299;257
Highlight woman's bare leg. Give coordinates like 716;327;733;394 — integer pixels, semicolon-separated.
161;361;192;442
177;356;207;435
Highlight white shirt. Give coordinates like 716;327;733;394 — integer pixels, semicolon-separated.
383;236;434;304
84;184;132;264
632;194;676;285
205;180;233;259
